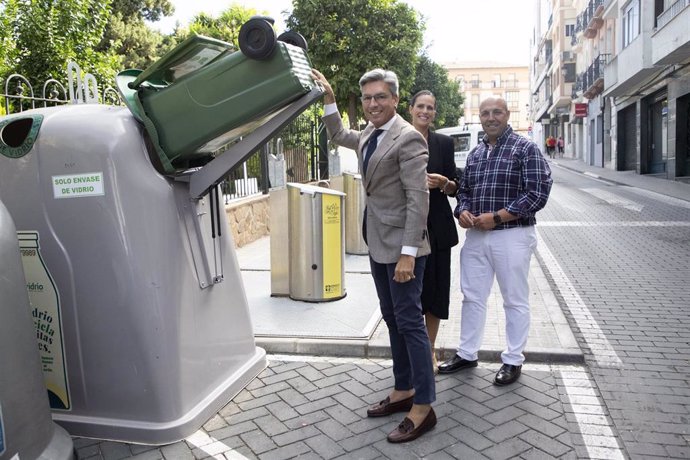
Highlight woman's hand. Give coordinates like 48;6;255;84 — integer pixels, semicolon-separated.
426;173;447;190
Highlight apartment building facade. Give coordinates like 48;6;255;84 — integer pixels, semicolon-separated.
530;0;690;181
443;62;531;137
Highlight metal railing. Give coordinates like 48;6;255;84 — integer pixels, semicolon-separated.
581;0;604;29
581;53;610;96
657;0;689;29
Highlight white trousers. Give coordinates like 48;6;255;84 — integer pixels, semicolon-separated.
457;226;537;366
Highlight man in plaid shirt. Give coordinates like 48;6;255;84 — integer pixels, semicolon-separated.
438;97;552;386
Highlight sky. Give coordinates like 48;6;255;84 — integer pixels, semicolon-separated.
151;0;534;65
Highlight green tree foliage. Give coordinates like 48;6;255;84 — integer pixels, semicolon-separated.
97;0;173;70
183;6;260;47
111;0;173;22
287;0;424;128
1;0;121;101
407;54;463;128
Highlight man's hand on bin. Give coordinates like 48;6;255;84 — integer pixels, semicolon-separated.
311;69;336;105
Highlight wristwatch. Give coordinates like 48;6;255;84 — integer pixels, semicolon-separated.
493;211;502;225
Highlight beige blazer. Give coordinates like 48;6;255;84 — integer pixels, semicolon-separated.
324;112;430;264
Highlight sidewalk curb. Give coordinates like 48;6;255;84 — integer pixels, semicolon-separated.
255;338;585;364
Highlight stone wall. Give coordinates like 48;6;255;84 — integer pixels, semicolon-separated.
225;194;270;247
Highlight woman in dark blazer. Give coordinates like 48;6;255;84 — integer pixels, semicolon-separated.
409;90;460;372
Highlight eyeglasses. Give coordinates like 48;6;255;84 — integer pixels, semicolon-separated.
479;109;507;118
361;93;391;103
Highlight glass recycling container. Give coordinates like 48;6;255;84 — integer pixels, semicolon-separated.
0;200;74;460
0;25;322;444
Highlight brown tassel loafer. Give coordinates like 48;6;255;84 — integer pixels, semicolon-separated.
386;407;437;443
366;395;414;417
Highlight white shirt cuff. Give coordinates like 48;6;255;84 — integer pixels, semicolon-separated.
401;246;418;257
323;103;338;116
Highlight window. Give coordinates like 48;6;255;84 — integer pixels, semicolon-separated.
506;73;517;88
472;94;480;108
493;73;501;88
506;91;519;110
565;24;575;36
622;0;640;48
470;74;480;88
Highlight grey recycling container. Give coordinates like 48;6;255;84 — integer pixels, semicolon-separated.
287;183;346;301
343;172;368;255
0;106;266;444
0;200;74;460
0;19;322;443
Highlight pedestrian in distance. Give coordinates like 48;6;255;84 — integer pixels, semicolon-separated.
311;68;437;443
557;136;564;157
438;97;552;386
545;135;556;159
408;90;459;374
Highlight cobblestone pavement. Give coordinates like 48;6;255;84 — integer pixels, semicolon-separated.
71;159;690;459
75;355;624;459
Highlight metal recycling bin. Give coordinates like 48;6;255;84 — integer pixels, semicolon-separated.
0;25;322;444
288;183;346;301
343;172;368;255
0;200;74;460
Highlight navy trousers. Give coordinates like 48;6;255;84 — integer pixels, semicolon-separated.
369;256;436;404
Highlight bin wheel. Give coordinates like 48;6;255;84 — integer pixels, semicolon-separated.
239;18;277;60
277;31;308;51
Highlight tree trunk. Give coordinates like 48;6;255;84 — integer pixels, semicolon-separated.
347;92;358;130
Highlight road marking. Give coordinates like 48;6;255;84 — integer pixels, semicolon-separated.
186;430;250;459
558;366;626;459
627;187;690;209
580;188;644;212
537;235;627;458
539;221;690;226
535;231;623;369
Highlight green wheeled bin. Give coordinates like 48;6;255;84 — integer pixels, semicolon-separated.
117;30;315;175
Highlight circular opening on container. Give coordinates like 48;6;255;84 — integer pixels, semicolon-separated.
1;118;33;148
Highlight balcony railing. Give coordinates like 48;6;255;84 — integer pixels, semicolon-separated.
657;0;689;29
470;80;481;88
581;0;605;38
582;53;610;98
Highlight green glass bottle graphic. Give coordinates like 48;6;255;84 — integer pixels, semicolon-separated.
17;231;70;410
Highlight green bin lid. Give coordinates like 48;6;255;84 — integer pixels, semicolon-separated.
115;34;234;121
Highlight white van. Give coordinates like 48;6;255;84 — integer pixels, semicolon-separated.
435;125;485;172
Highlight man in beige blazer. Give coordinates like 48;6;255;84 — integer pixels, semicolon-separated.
311;68;436;443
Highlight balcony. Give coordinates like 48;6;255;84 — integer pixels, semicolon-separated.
582;54;610;99
581;0;605;39
653;0;690;65
604;28;656;98
469;80;481;89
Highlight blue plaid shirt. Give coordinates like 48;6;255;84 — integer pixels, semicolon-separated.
455;126;552;229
